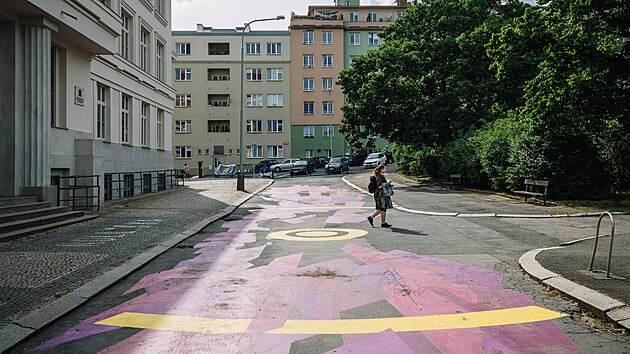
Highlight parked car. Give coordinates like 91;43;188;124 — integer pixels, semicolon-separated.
271;158;301;172
255;160;278;173
326;157;350;174
290;160;315;176
312;156;330;168
213;164;236;178
363;153;387;169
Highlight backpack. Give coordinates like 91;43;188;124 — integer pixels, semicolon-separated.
368;176;377;193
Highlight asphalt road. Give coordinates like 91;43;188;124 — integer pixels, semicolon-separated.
12;170;630;353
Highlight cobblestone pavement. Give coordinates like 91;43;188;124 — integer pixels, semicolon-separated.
14;174;630;353
0;178;267;331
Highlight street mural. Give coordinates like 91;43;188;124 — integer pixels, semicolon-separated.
34;185;581;353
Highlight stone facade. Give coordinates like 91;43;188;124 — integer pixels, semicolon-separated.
0;0;175;204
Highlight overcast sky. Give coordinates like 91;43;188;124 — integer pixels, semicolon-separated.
172;0;395;30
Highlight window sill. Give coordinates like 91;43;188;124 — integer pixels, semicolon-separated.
267;106;284;108
52;126;69;131
141;146;151;150
122;143;133;147
267;131;284;134
103;140;112;144
175;157;192;160
175;132;192;134
246;132;263;134
246;106;263;108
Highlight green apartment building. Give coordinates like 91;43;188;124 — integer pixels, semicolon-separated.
289;0;406;159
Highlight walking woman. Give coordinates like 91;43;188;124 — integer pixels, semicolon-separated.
367;164;393;228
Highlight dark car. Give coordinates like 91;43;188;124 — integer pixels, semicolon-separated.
312;156;330;168
290;160;315;176
350;152;367;166
255;160;278;173
325;157;350;174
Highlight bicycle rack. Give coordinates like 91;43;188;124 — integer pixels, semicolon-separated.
588;212;616;278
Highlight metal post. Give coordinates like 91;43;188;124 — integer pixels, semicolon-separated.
588;212;616;278
237;15;285;192
328;88;333;158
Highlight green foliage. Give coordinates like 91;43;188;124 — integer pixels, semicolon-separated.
440;135;487;186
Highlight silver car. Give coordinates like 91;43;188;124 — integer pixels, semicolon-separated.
271;158;301;172
325;157;350;174
363;153;387;169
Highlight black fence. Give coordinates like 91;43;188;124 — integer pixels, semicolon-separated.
51;175;101;211
104;169;183;201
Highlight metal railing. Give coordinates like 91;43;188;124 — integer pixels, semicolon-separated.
51;175;101;211
104;169;184;202
588;212;617;278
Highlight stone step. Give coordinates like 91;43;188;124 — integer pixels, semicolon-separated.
0;215;100;242
0;206;69;224
0;211;85;234
0;196;39;207
0;202;52;215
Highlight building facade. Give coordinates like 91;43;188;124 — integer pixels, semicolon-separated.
172;26;291;174
290;0;407;159
0;0;175;203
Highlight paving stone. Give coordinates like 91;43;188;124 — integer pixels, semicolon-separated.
607;306;630;323
0;324;34;353
543;276;625;318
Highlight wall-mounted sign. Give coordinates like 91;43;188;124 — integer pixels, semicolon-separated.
74;86;85;106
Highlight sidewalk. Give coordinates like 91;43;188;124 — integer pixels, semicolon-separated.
0;178;269;334
345;168;630;327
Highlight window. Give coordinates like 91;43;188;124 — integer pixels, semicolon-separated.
349;32;360;45
175;94;192;107
176;42;191;55
140;29;150;72
305;149;314;158
207;120;230;132
267;68;283;81
155;0;165;16
121;11;132;60
247;145;263;158
175;120;192;133
246;68;262;81
321;11;332;19
368;33;381;46
99;0;111;8
350;55;358;64
303;78;314;92
303;54;314;68
246;42;261;55
324;149;332;158
214;146;225;155
350;12;359;22
303;31;314;44
367;12;377;22
246;94;263;107
323;125;335;138
322;31;333;44
121;94;131;144
322;54;333;68
303;125;315;138
397;11;405;18
96;84;107;139
303;101;314;115
323;101;334;115
175;146;192;159
156;41;164;81
141;102;149;147
322;78;334;92
267;42;282;55
267;94;283;107
267;120;283;132
246;120;263;133
156;109;164;148
175;68;191;81
267;146;283;159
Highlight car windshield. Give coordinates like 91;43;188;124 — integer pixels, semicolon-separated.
294;161;307;166
367;153;380;159
329;158;342;163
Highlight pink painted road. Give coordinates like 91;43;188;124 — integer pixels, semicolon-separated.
19;180;605;353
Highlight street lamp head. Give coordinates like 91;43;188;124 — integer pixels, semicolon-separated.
277;15;286;20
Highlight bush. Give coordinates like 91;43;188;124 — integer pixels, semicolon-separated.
440;135;487;187
394;145;442;177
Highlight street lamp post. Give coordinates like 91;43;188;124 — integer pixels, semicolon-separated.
327;87;333;159
237;15;285;191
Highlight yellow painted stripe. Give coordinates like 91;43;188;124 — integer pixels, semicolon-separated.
266;306;565;334
95;306;564;335
95;312;251;334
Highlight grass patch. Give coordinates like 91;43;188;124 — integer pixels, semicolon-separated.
297;267;348;279
559;193;630;213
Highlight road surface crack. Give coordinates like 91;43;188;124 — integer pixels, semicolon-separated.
387;268;421;309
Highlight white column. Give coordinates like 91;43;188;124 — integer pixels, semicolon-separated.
18;19;53;189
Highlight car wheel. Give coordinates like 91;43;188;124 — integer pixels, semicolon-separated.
274;167;281;173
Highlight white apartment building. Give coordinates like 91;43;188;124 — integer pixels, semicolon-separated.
172;26;291;174
0;0;175;204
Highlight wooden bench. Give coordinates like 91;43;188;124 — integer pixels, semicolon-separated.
443;174;462;190
515;179;549;205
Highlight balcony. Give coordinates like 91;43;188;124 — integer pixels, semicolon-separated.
208;69;230;81
207;95;230;107
208;43;230;56
207;120;231;133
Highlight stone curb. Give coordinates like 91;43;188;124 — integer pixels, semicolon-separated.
519;247;630;330
341;176;618;219
0;180;274;354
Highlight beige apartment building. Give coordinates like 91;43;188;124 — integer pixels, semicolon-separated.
172;26;291;174
0;0;175;205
